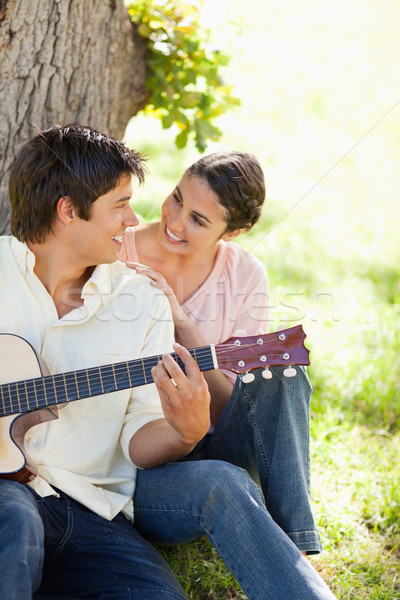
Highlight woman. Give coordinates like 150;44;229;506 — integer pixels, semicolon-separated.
119;151;322;556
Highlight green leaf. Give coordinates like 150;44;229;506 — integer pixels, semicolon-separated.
175;128;189;149
128;0;240;150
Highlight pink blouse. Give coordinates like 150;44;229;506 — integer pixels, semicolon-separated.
120;228;270;383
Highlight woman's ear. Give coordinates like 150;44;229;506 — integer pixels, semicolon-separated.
221;227;248;242
56;196;76;226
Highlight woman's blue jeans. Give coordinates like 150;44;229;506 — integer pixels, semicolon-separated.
0;480;187;600
190;365;322;554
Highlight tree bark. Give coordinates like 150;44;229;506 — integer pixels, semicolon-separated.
0;0;149;234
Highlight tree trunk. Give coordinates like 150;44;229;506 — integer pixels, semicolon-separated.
0;0;149;235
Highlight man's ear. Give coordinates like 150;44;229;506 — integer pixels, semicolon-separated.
56;196;76;225
221;227;248;242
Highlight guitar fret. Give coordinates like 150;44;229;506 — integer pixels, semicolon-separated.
8;383;13;413
86;370;92;396
32;378;39;409
114;363;130;391
23;380;29;411
85;367;103;398
111;364;117;390
141;359;147;384
52;375;58;404
98;368;105;394
43;376;55;406
43;376;48;405
62;374;68;401
1;383;5;414
15;380;22;412
74;372;80;398
126;362;132;387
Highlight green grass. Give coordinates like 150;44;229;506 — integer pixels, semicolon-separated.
124;1;400;596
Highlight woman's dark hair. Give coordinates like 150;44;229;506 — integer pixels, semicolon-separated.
9;124;146;243
185;151;265;232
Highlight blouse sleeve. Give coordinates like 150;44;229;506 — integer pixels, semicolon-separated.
228;255;270;337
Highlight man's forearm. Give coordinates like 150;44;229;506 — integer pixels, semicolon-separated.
129;418;199;468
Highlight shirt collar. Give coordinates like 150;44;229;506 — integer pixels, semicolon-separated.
82;263;112;299
11;237;36;274
11;236;113;308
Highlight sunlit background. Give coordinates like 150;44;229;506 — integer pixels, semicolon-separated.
125;1;400;596
126;0;400;393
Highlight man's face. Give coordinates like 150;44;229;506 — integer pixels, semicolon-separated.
72;175;139;266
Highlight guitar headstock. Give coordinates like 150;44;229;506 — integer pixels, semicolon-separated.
214;325;310;374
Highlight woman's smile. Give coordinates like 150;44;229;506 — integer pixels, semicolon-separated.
164;224;187;244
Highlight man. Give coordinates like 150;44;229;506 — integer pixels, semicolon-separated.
0;124;336;599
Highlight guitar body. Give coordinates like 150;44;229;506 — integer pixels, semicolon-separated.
0;334;58;482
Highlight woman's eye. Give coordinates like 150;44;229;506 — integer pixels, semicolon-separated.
192;215;204;226
172;192;182;204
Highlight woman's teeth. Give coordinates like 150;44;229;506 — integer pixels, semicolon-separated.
166;227;183;242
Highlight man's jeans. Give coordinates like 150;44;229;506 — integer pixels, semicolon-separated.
0;480;187;600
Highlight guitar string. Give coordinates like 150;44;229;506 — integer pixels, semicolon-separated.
0;341;302;413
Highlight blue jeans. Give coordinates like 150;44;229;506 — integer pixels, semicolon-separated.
188;365;322;554
133;366;332;599
134;460;336;600
0;480;187;600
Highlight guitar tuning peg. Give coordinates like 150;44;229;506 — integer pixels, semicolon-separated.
262;367;273;379
234;329;247;337
283;367;297;378
242;372;255;384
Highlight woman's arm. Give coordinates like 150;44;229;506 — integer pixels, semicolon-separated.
127;262;234;425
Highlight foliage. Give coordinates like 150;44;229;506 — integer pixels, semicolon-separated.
127;0;240;152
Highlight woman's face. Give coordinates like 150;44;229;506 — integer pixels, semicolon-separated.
159;174;233;257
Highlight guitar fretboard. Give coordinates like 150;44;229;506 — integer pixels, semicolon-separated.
0;346;216;418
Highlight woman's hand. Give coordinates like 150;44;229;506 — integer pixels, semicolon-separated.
126;262;191;332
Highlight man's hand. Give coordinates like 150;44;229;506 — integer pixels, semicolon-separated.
151;343;211;446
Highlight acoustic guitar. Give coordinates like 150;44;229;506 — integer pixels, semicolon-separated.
0;324;309;483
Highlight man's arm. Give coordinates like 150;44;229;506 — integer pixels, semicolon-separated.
129;343;211;468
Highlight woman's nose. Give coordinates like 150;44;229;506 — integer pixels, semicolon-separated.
168;211;185;232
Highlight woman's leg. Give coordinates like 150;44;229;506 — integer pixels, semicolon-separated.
188;366;322;554
134;460;335;600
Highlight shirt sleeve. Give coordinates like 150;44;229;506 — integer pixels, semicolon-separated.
119;287;175;463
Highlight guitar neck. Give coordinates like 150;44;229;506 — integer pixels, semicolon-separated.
0;346;216;418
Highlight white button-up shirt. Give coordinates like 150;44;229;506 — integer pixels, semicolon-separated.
0;236;174;520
